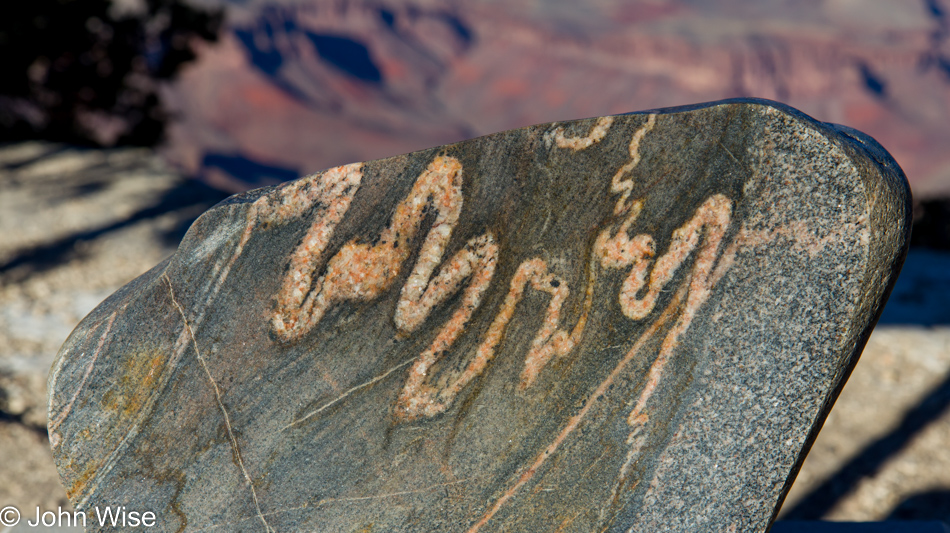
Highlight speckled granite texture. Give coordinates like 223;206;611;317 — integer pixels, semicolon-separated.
48;99;910;532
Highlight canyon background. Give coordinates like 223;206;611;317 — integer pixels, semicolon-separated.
1;0;950;528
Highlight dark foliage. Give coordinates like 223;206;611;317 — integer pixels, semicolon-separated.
0;0;222;147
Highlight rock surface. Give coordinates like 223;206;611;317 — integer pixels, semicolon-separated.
781;324;950;521
0;141;197;523
48;99;909;532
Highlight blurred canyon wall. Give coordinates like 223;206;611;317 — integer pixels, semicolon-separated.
163;0;950;197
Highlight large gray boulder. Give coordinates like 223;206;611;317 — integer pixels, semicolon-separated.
48;99;910;532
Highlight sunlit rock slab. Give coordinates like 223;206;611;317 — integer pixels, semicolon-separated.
48;99;910;532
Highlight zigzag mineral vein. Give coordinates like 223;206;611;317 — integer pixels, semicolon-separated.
192;111;741;530
252;113;738;529
265;114;736;445
47;101;910;533
466;114;736;531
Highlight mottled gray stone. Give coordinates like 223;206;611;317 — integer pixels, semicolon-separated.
48;99;910;532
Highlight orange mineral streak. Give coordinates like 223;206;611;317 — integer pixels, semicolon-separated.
396;255;593;420
515;258;595;390
596;192;734;425
470;191;734;531
273;157;488;340
611;114;657;215
267;163;366;340
611;194;735;503
469;120;736;528
466;288;686;533
554;116;615;151
179;164;362;335
595;194;732;324
394;232;499;421
272;156;465;341
594;199;657;316
268;156;502;421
